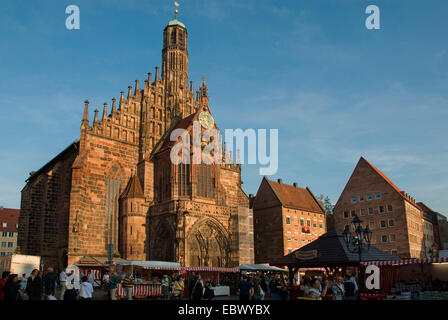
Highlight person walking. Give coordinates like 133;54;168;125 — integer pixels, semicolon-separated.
26;269;43;300
238;276;252;301
0;271;10;300
269;277;280;300
172;275;185;300
109;272;119;300
63;270;78;301
58;269;68;300
4;274;20;300
122;270;134;300
191;274;204;301
252;279;263;301
79;276;94;300
43;267;57;296
161;275;170;300
188;272;197;300
332;275;345;300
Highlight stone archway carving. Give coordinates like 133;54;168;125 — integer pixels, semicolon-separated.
187;218;230;267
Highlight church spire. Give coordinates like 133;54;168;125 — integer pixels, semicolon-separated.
162;2;188;92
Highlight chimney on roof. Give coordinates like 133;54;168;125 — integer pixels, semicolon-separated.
293;182;298;188
277;179;282;184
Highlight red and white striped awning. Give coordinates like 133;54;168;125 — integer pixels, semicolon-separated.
183;267;239;273
141;266;182;271
362;257;448;266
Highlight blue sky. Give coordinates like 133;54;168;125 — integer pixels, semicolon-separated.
0;0;447;215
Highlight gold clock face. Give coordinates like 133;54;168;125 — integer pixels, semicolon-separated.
199;112;215;129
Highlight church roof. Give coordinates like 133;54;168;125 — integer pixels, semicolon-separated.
121;174;145;199
265;178;325;214
167;19;185;29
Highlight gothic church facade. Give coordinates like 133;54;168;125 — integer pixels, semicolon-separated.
18;16;254;269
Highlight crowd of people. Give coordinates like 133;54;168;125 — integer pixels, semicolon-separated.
297;272;359;300
0;267;103;301
0;266;361;301
237;273;289;300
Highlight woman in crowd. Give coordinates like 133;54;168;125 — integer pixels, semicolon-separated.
27;269;43;300
252;279;263;300
332;275;345;300
172;275;185;300
309;278;328;300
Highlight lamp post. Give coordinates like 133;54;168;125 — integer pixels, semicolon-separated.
342;215;373;293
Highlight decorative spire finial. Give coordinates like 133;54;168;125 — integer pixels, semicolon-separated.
102;103;107;120
81;100;89;128
93;109;99;123
202;75;205;83
174;1;180;19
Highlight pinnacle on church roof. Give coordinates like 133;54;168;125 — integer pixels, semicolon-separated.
121;173;145;199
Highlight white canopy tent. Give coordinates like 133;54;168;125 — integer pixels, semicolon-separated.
236;264;288;273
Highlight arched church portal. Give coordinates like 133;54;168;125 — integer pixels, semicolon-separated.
187;219;230;267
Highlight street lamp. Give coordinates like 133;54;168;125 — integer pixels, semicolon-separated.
343;215;372;260
342;215;373;293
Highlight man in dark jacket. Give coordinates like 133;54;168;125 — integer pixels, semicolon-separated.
26;269;43;300
43;267;57;296
188;272;197;300
4;274;19;301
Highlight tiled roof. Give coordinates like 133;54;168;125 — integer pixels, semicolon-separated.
272;230;399;267
361;157;402;194
360;157;421;210
266;179;324;214
121;175;145;199
161;113;197;149
0;208;20;232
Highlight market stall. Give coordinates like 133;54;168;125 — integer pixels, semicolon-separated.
361;257;448;300
272;230;399;299
115;260;182;299
76;256;108;287
183;266;239;297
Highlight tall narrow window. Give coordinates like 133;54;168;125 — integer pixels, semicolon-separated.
196;164;215;198
106;177;121;251
178;164;191;196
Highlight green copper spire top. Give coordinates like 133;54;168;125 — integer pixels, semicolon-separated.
168;1;185;28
